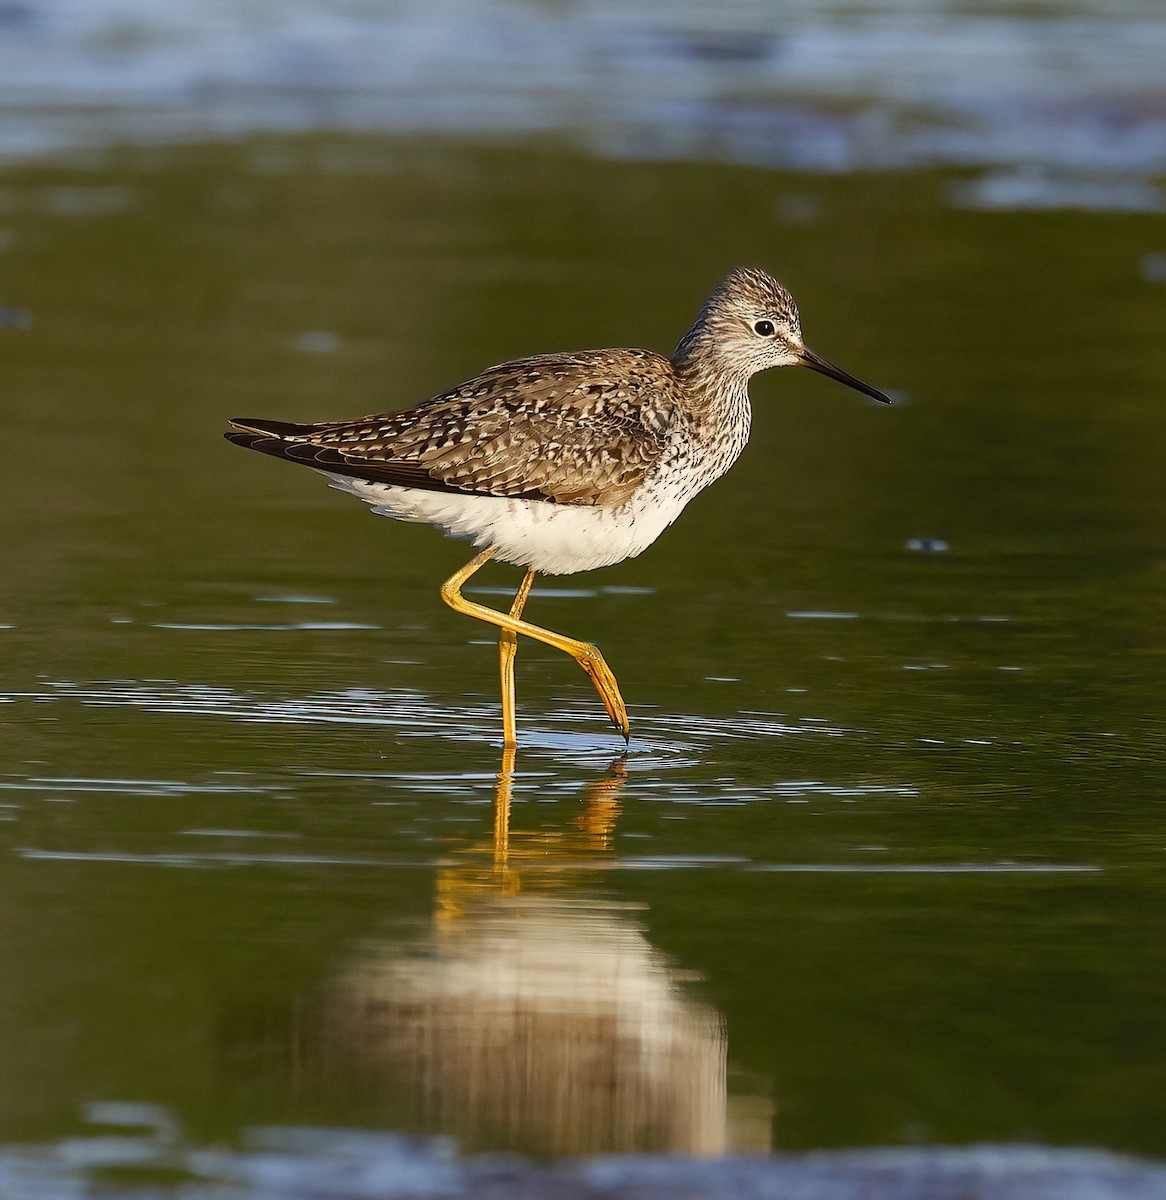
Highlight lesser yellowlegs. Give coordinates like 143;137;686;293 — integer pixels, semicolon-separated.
226;267;890;747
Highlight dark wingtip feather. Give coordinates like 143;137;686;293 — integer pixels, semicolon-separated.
223;420;489;498
223;425;311;466
223;429;268;450
227;416;313;437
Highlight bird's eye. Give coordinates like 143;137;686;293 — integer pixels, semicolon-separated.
753;320;775;337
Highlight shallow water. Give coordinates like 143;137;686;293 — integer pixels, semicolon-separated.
1;133;1165;1166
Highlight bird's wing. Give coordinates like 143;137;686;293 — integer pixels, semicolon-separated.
226;349;676;508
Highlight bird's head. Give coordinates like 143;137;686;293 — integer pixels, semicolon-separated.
674;267;891;404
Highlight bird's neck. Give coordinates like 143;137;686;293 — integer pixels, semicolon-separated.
671;328;752;413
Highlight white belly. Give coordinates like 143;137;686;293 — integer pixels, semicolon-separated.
322;471;698;575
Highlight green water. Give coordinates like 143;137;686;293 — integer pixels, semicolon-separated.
1;137;1165;1158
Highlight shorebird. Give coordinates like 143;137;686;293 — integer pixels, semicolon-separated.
226;267;890;747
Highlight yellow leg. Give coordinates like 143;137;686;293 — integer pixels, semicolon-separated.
440;549;630;744
499;567;536;750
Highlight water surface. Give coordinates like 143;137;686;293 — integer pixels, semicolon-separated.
1;134;1165;1162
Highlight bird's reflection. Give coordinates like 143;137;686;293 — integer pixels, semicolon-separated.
323;750;771;1156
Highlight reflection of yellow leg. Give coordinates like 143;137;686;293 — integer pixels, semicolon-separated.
493;745;515;873
574;759;627;846
440;549;630;744
499;568;536;750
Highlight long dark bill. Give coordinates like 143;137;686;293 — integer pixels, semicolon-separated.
798;348;892;405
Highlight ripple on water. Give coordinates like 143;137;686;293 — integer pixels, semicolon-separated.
0;676;943;824
16;848;434;869
7;680;862;765
0;775;275;797
16;846;1097;876
152;621;380;631
3;681;1097;877
4;678;938;816
253;595;337;604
